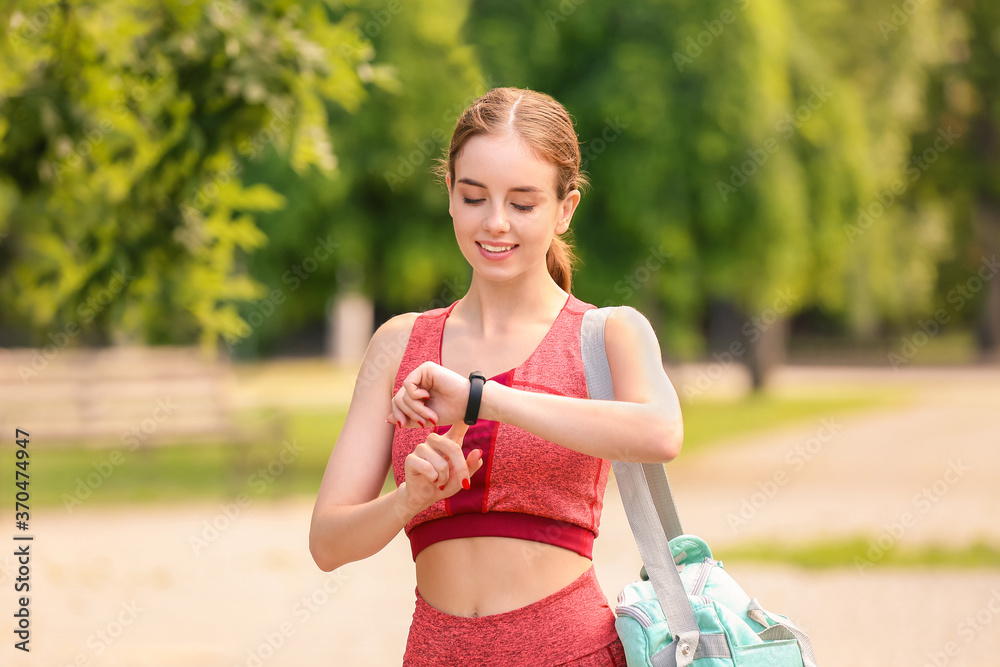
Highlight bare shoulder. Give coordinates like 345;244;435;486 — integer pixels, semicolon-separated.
370;311;421;355
602;306;672;404
315;311;422;508
602;305;682;456
604;305;659;349
356;311;421;395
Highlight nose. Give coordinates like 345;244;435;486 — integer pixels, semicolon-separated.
483;203;510;235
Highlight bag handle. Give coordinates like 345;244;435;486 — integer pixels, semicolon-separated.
581;307;700;666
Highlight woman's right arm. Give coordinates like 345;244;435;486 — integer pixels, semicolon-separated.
308;313;421;572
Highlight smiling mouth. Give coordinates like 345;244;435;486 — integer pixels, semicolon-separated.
477;242;519;253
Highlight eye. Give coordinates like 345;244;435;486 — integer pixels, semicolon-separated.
463;197;485;205
512;203;535;212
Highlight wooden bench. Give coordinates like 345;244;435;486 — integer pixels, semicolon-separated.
0;346;271;448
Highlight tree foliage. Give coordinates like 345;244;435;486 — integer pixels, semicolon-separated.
227;0;484;357
1;0;995;373
909;0;1000;358
466;0;953;374
0;0;375;353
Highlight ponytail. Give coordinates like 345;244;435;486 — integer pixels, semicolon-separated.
546;234;575;292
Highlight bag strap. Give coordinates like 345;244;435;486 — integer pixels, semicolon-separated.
580;307;684;536
749;599;819;667
581;307;700;666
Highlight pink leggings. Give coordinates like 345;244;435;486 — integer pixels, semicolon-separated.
403;564;626;666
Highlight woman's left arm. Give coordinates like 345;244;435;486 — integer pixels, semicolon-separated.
389;307;682;464
481;306;682;463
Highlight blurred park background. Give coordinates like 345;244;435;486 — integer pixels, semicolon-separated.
0;0;999;665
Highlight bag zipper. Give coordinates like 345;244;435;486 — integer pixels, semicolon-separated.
618;595;715;630
691;558;716;596
616;604;654;628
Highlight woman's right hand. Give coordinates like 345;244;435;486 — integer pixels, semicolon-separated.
399;423;484;516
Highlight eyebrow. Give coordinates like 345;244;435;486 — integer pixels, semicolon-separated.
456;177;543;194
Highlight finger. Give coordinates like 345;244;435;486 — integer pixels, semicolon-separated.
405;464;442;502
443;422;470;445
399;383;438;426
403;376;431;401
417;441;453;486
405;382;431;401
404;456;443;505
425;434;470;489
454;447;484;490
406;454;438;481
397;392;432;427
387;393;405;426
466;448;484;475
389;388;410;428
389;403;411;429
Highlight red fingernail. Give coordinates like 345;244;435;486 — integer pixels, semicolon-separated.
429;418;437;427
439;484;446;490
417;420;425;428
462;479;470;490
396;420;402;428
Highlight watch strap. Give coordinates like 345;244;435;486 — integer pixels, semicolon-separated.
464;371;487;425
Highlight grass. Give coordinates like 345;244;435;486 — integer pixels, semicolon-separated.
27;409;348;509
786;330;980;365
718;536;1000;570
678;386;911;454
20;382;912;508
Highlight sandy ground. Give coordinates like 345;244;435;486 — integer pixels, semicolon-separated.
2;364;999;666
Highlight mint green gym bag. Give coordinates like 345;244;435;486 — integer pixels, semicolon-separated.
582;308;819;667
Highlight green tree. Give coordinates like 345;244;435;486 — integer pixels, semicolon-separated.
233;0;485;356
907;0;1000;361
465;0;951;389
0;0;374;355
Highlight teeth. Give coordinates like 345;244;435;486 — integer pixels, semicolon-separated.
480;243;515;252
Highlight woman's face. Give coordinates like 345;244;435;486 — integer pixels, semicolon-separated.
447;133;579;286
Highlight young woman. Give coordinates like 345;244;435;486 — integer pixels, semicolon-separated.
310;87;684;666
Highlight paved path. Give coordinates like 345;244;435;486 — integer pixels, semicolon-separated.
2;365;998;666
675;364;1000;550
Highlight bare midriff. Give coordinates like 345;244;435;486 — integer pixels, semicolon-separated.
414;535;594;618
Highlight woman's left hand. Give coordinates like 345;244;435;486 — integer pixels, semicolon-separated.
387;361;471;428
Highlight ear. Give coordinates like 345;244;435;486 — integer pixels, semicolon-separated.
555;189;581;235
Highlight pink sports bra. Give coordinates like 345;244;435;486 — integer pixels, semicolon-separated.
391;293;612;562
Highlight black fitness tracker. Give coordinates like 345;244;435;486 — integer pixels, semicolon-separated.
464;371;487;425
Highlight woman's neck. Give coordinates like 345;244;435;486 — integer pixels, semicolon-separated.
454;268;568;336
